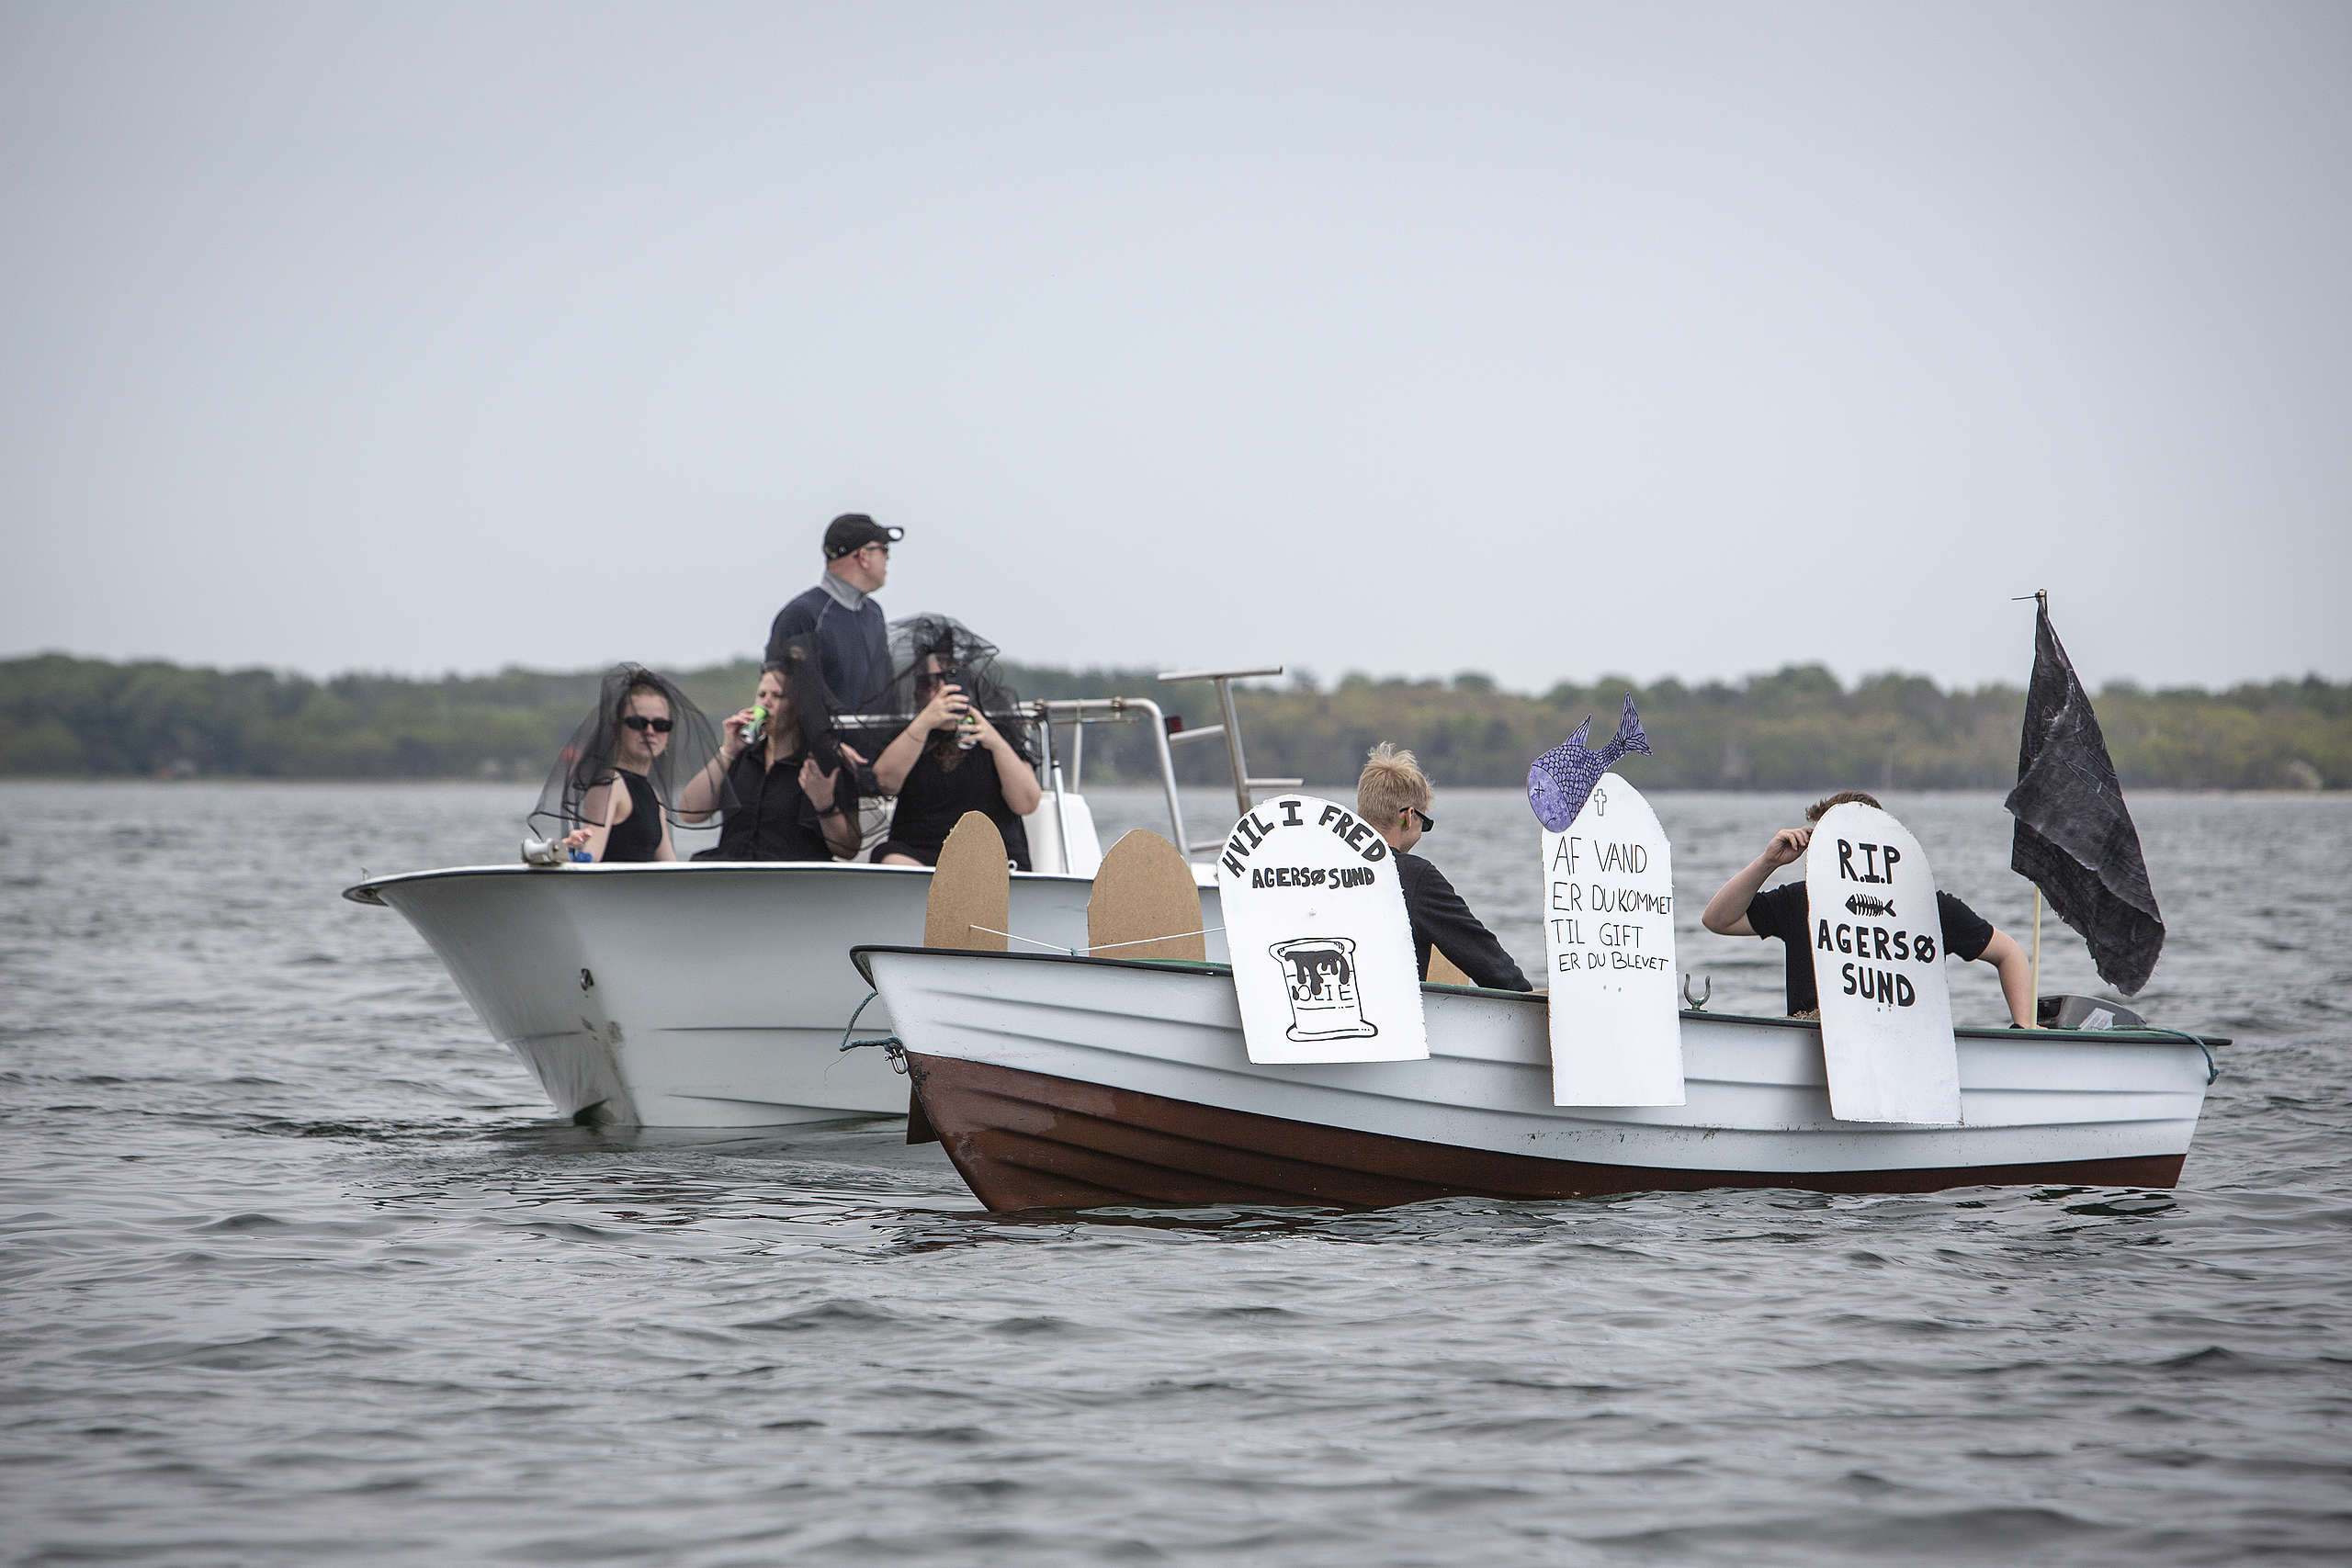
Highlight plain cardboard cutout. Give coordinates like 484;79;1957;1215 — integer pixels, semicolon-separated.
1426;948;1474;987
1088;829;1206;961
924;811;1011;952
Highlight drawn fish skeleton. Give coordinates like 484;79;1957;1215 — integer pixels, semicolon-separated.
1845;894;1896;918
1527;695;1652;831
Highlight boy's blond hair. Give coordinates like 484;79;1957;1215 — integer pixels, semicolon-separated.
1358;742;1431;825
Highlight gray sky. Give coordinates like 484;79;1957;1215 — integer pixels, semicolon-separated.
5;2;2346;693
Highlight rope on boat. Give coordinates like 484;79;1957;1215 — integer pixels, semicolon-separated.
967;925;1083;953
1088;927;1225;953
834;988;900;1059
968;924;1227;956
2140;1026;2222;1085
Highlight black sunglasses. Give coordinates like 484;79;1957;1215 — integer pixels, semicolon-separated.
620;716;673;734
1408;808;1435;831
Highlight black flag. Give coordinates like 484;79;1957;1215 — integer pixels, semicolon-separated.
2005;600;2165;994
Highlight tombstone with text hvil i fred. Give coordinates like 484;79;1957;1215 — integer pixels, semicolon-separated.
1214;795;1429;1065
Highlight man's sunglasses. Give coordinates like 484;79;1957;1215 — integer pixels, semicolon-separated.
620;716;674;734
1408;808;1435;831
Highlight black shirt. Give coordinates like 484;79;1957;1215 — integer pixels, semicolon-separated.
1746;882;1996;1014
713;746;855;863
1396;852;1532;991
876;743;1032;872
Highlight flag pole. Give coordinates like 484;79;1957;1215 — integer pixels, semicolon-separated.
2030;886;2042;1021
2014;589;2048;1026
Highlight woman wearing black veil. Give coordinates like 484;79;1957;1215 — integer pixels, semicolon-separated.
871;615;1043;870
676;637;860;861
535;665;731;863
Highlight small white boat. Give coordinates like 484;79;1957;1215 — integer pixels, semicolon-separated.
851;945;2221;1211
350;862;1105;1125
345;675;1282;1127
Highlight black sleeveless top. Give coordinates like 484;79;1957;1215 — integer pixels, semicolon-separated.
882;744;1031;871
601;771;664;863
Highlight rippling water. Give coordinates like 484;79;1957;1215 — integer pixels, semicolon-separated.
5;781;2348;1565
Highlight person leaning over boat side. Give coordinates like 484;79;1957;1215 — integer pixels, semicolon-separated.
869;615;1043;870
535;665;731;863
675;639;861;861
1699;790;2036;1026
765;513;900;715
1360;743;1532;991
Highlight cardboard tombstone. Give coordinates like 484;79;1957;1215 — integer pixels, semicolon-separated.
1805;801;1962;1124
923;812;1011;952
1213;794;1428;1065
1543;773;1685;1106
1088;829;1205;962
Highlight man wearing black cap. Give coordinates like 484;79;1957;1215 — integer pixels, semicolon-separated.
766;513;902;714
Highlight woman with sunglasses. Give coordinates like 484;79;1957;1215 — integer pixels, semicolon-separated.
532;665;730;863
1360;742;1531;991
869;616;1042;870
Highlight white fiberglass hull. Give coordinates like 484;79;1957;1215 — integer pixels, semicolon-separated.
854;947;2216;1210
348;863;1228;1127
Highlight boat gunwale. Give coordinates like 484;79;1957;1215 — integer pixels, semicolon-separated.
848;942;2233;1049
342;859;1100;906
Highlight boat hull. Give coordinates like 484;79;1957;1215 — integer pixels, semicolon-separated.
351;863;1227;1127
854;947;2213;1212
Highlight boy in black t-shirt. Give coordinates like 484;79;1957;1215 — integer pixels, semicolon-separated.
1359;744;1532;992
1699;790;2035;1026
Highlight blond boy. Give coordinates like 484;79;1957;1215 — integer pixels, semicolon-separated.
1359;744;1531;991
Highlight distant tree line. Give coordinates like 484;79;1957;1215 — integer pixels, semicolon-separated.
3;652;2345;792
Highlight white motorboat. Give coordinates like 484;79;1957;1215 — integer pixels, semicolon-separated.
851;945;2222;1211
346;671;1291;1126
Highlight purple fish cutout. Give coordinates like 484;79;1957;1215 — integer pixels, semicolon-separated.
1528;695;1652;830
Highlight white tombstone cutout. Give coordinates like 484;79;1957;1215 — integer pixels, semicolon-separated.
1214;794;1429;1065
1805;802;1963;1124
1543;773;1685;1106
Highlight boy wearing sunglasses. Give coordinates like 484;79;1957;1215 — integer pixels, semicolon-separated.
1361;743;1532;992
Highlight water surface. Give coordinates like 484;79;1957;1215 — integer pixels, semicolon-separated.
3;782;2346;1565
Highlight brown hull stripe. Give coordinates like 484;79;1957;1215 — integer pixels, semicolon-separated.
905;1053;2186;1213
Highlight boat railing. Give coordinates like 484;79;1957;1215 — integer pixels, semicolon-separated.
1156;666;1303;852
836;665;1297;864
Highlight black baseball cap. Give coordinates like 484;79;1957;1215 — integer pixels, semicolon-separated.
823;513;905;559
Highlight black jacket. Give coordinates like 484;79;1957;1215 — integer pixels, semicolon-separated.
1396;852;1532;991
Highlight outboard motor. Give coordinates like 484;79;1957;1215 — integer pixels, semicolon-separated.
2037;994;2146;1030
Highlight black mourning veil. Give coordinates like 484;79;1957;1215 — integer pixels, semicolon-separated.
762;634;846;771
530;664;733;836
881;615;1035;763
